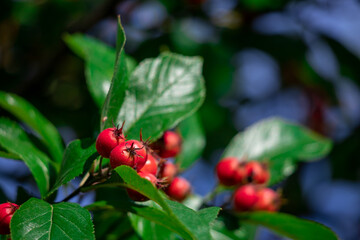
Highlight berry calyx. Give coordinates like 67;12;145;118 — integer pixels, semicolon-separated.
253;188;281;212
216;157;246;186
233;185;258;212
127;172;157;201
110;140;148;170
139;154;158;176
151;131;182;158
244;161;269;184
96;122;126;158
166;177;191;202
159;162;178;183
0;202;19;235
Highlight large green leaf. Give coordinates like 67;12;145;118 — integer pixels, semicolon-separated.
90;166;220;240
222;117;332;185
87;200;193;240
0;150;20;160
129;201;180;240
100;17;130;130
11;198;95;240
64;31;136;109
239;212;338;240
102;51;206;140
0;91;64;163
114;166;172;214
130;214;179;240
176;113;206;170
0;118;51;198
47;139;98;198
164;200;219;240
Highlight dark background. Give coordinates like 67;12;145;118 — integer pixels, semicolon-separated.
1;0;360;239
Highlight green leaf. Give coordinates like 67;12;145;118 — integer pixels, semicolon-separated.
11;198;95;240
211;220;255;240
91;209;132;240
0;91;64;163
103;51;206;140
129;201;180;240
47;139;98;198
101;17;130;129
176;113;206;170
130;215;179;240
239;212;338;240
64;33;114;109
0;118;51;198
222;117;332;185
97;166;220;240
197;207;221;225
114;166;172;214
87;200;193;240
64;29;136;108
0;150;20;160
165;200;216;240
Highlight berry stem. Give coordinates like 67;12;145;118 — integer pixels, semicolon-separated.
98;156;104;177
59;167;110;203
79;172;90;187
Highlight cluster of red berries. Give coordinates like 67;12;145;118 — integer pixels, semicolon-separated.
96;125;191;202
216;157;281;212
0;202;19;235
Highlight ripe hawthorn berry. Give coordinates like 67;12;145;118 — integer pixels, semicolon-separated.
233;185;258;212
110;140;147;170
0;202;19;235
159;162;178;183
253;188;280;212
96;122;126;158
166;177;191;202
216;157;246;186
244;161;269;184
127;172;157;201
151;131;182;158
139;154;158;176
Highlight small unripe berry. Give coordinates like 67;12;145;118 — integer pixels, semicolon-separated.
110;140;147;170
166;177;191;202
159;162;178;183
151;131;182;158
233;185;258;212
139;154;158;176
253;188;280;212
244;161;269;184
96;125;125;158
0;202;19;235
127;172;157;201
216;157;246;186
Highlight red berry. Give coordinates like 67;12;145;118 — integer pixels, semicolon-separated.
0;202;19;235
253;188;280;212
110;140;147;170
127;172;157;201
216;157;246;186
152;131;182;158
166;177;191;202
159;162;178;183
96;124;126;158
244;161;269;184
233;185;258;212
139;154;158;176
